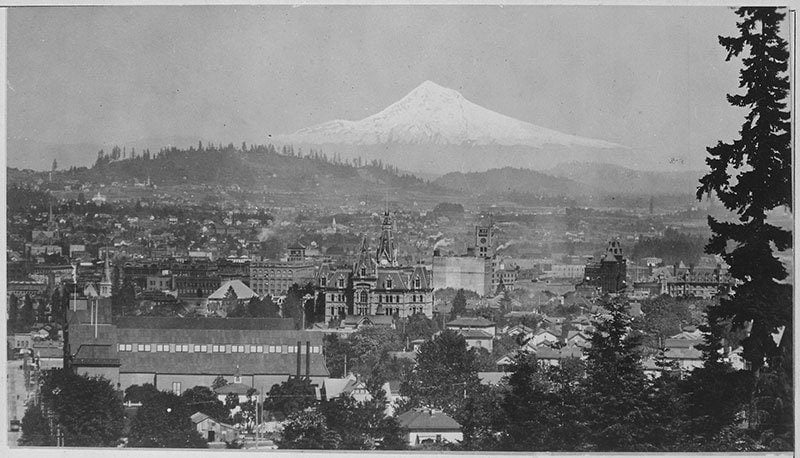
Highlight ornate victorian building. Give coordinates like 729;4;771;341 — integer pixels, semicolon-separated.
317;211;433;323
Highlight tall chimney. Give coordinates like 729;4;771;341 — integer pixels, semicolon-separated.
296;341;301;377
305;341;311;379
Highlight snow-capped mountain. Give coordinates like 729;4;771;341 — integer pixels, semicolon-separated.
279;80;622;149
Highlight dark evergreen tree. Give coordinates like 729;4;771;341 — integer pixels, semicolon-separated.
696;7;792;448
697;6;791;372
578;298;655;451
450;289;467;320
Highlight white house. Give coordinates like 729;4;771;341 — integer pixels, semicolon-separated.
397;408;463;447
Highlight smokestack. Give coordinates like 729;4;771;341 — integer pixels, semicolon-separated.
296;341;301;377
306;341;311;379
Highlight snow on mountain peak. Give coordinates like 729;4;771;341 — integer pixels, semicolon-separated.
281;81;623;149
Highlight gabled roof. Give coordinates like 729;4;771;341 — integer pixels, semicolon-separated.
208;280;256;300
459;329;493;340
664;338;702;349
215;382;257;395
72;344;120;367
323;374;358;399
446;317;494;328
113;316;294;331
397;408;461;431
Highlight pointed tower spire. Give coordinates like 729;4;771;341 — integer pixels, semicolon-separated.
99;247;112;298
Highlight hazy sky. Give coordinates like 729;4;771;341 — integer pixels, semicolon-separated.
8;5;786;170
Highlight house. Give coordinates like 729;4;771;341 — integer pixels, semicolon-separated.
445;316;496;338
502;324;534;340
206;280;257;316
565;330;591;348
321;374;372;403
190;412;239;444
459;329;493;352
531;345;584;367
662;338;704;374
495;353;516;372
528;329;559;347
397;408;463;447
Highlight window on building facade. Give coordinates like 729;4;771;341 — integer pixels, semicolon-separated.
172;382;181;395
360;291;368;303
156;344;168;352
212;344;224;353
118;343;132;352
320;277;326;287
338;278;345;288
386;278;392;289
137;344;151;352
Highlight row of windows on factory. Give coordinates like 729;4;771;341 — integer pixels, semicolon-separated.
117;343;322;354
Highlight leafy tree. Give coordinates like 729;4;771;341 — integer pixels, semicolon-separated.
347;325;403;381
8;294;19;333
461;382;507;450
377;416;407;450
39;369;124;447
124;383;160;405
402;330;480;423
318;394;389;449
181;386;229;423
369;354;416;391
632;295;692;349
211;375;228;390
277;409;341;449
112;278;136;316
263;376;317;417
401;313;439;343
128;390;207;448
20;294;35;330
19;401;53;446
696;6;792;447
323;333;353;378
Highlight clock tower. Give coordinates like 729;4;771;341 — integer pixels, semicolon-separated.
474;224;493;259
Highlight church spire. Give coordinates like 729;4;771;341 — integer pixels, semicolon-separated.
99;248;112;298
376;205;397;267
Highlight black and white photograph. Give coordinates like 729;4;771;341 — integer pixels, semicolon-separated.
2;3;794;454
